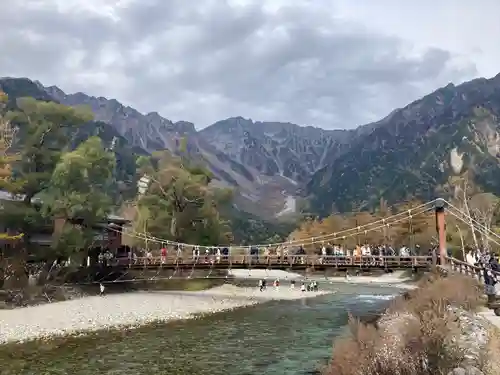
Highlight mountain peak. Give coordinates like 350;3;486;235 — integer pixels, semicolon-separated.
307;72;500;214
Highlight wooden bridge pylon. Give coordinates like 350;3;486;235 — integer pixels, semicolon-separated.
434;198;447;266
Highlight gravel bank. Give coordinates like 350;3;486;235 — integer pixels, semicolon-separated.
228;269;304;279
0;284;332;344
320;271;417;290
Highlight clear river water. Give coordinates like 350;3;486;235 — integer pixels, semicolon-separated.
0;283;401;375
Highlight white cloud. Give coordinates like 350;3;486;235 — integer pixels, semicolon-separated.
0;0;497;129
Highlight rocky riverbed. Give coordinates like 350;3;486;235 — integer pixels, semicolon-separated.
0;284;333;344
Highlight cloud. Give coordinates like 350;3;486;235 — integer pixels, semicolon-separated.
0;0;491;129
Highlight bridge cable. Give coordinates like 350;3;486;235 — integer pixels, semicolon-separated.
444;201;500;243
108;206;434;260
187;248;199;279
206;251;216;279
113;200;439;249
110;205;436;251
444;204;500;244
445;209;500;249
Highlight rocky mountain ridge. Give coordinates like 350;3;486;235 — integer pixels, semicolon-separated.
4;73;500;219
40;84;355;218
199;117;354;182
307;73;500;214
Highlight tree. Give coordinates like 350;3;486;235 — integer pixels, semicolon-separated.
391;201;436;250
468;192;500;250
43;136;116;255
3;96;93;248
447;173;480;250
7;97;93;200
0;92;19;186
0;93;24;251
344;212;380;247
134;151;232;247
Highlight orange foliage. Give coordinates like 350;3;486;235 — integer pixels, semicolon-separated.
290;200;437;251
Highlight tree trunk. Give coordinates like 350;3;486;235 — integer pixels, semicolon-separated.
461;182;479;250
170;216;177;239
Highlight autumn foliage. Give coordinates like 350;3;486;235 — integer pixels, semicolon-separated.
326;274;487;375
290;200;437;252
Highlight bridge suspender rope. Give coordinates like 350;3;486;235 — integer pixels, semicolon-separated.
115;200;439;249
187;246;199;279
168;246;180;279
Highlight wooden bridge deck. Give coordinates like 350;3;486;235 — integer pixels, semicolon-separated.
109;255;434;270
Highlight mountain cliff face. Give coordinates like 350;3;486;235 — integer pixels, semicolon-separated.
44;86;197;152
35;82;333;218
307;74;500;214
199;117;353;182
42;85;360;218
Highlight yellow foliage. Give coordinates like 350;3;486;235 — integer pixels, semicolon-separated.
0;232;24;240
290;200;437;251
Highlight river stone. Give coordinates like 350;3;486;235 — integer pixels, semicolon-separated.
447;366;484;375
446;307;489;366
374;312;420;371
376;307;491;371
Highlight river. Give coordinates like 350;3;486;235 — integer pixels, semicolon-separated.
0;283;401;375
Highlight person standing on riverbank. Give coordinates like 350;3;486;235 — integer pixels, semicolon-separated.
99;283;105;296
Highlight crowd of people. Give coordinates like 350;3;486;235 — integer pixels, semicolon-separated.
92;242;433;267
257;278;319;292
465;249;500;302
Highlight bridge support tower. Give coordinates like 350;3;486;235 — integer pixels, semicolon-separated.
435;199;447;265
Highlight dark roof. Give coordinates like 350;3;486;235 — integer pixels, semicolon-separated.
104;214;130;224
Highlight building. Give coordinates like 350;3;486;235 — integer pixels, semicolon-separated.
0;190;130;253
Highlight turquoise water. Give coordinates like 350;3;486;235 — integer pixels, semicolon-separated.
0;283;400;375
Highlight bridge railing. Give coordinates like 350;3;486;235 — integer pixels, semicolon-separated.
111;255;434;268
442;256;500;284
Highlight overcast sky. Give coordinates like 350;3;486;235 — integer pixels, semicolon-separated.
1;0;499;129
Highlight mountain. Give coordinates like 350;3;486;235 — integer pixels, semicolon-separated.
8;73;500;220
0;77;297;246
307;73;500;215
199;117;353;182
42;85;354;218
3;77;338;218
0;77;144;203
44;85;197;152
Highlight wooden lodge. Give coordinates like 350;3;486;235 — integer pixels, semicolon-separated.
0;190;130;257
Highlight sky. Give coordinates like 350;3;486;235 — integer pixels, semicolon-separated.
0;0;499;129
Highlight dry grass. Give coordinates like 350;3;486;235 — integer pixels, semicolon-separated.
483;326;500;375
326;273;485;375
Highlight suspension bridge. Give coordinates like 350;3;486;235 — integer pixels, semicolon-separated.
74;197;500;314
89;198;498;278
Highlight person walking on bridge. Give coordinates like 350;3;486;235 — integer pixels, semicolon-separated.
160;247;167;264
